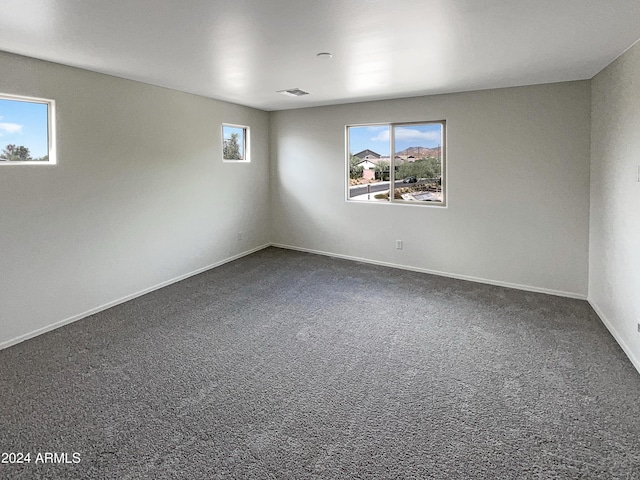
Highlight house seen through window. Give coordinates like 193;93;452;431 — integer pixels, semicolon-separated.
347;121;445;205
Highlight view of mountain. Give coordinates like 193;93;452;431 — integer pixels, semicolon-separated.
395;146;441;157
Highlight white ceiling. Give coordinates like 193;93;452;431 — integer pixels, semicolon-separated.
0;0;639;111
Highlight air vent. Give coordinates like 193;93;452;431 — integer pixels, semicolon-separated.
277;88;310;97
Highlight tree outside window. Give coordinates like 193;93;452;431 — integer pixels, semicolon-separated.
222;124;249;162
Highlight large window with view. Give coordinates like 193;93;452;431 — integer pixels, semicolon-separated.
347;121;445;205
0;93;55;165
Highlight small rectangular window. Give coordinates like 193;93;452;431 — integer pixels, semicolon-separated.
222;124;250;162
347;121;445;206
0;93;56;165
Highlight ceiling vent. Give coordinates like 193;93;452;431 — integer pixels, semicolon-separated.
277;88;310;97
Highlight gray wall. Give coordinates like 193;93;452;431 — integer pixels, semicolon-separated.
0;51;270;347
590;41;640;371
270;82;592;298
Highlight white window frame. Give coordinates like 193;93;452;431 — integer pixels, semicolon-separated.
346;120;446;207
222;123;250;162
0;92;56;165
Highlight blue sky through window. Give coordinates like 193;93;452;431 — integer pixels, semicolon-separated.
349;123;442;156
0;98;49;158
349;125;390;156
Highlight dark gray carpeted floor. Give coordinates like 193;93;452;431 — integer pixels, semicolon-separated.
1;247;639;479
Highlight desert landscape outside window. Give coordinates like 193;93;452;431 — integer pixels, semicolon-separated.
347;121;445;205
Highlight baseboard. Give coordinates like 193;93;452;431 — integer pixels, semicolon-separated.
588;299;640;376
0;243;271;351
270;243;587;300
1;242;589;352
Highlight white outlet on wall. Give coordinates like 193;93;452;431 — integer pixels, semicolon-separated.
396;240;403;250
238;232;243;241
636;165;640;182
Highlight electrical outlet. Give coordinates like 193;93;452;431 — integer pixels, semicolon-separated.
636;165;640;182
396;240;403;250
637;322;640;333
237;232;243;241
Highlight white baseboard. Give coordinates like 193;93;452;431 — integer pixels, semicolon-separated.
0;244;271;351
588;299;640;376
0;242;591;352
270;243;587;300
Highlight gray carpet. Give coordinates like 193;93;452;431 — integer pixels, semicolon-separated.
1;247;639;479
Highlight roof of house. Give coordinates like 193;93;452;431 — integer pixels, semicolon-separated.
353;149;381;160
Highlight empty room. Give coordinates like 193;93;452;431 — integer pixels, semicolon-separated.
1;1;640;478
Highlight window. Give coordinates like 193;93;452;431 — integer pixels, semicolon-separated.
347;121;445;205
0;93;56;165
222;124;249;162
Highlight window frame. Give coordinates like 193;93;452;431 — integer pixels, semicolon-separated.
221;123;250;163
0;92;56;165
346;120;446;207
